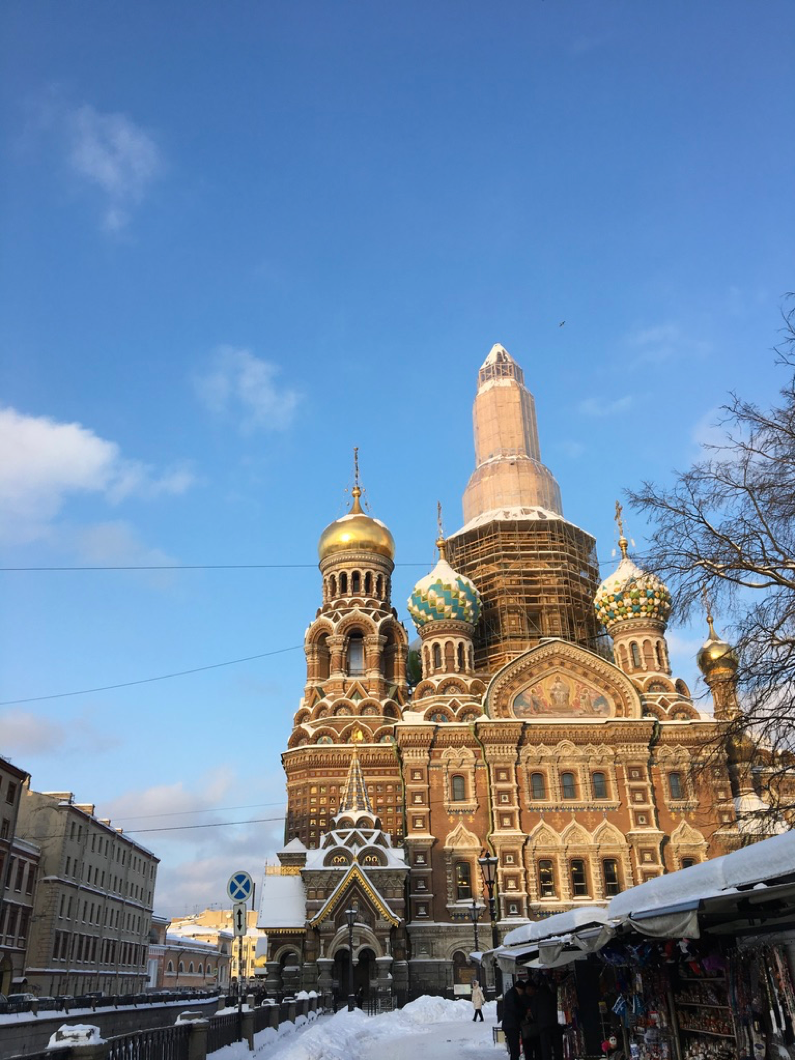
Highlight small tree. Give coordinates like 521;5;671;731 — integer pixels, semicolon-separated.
628;301;795;820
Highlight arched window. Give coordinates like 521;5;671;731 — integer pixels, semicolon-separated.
198;963;203;975
655;642;664;669
561;772;577;800
347;633;365;675
189;962;194;974
530;772;546;799
167;960;174;973
602;859;620;896
316;632;330;680
352;571;361;593
178;961;184;973
442;641;453;671
570;859;589;897
680;857;697;869
630;642;642;668
364;572;372;595
339;572;348;594
457;643;464;671
454;861;472;900
433;643;442;669
592;772;607;799
538;860;556;898
376;575;383;598
668;772;683;799
451;774;466;801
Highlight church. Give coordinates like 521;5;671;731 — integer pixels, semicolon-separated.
257;343;751;1004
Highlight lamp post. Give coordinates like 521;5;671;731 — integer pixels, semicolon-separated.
478;851;503;999
468;898;482;954
345;907;357;1012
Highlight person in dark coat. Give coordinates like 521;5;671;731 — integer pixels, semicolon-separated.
501;979;529;1060
524;981;562;1060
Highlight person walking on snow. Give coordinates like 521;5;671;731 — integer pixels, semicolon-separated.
471;980;485;1021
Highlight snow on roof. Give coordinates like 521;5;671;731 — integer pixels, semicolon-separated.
608;830;795;919
481;343;513;366
450;507;588;538
280;836;307;852
258;871;307;929
502;906;611;947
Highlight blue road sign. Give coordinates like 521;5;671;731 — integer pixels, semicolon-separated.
227;871;253;902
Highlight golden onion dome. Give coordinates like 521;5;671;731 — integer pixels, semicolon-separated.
318;487;395;562
697;615;739;677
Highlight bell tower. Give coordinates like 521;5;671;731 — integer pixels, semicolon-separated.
282;454;409;848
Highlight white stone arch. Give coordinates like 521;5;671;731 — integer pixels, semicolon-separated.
669;820;708;869
560;820;592;847
443;821;481;905
329;921;384;960
525;821;562;904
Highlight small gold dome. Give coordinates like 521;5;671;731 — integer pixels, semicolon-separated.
697;616;739;677
318;487;395;562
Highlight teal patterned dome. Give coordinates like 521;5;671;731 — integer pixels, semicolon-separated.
408;546;482;630
594;552;672;632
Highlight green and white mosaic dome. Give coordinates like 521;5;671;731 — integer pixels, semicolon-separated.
594;555;672;632
408;557;482;629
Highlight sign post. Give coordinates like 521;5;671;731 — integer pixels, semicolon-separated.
227;872;253;1036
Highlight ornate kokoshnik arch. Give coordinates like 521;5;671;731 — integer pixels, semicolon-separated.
484;638;643;721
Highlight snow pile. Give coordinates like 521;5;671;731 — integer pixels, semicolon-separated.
210;997;499;1060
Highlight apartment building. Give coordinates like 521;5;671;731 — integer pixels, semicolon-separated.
18;786;159;996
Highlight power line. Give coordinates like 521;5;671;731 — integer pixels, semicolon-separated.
0;562;429;572
126;815;285;834
0;645;303;706
114;801;286;822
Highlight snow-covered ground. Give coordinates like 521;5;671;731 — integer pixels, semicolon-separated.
213;997;501;1060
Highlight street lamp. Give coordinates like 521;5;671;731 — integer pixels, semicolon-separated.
345;907;357;1012
468;898;483;954
478;851;503;999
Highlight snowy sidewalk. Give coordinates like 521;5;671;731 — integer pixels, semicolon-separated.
213;997;502;1060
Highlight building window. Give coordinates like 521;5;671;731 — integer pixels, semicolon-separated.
592;772;608;799
681;857;696;868
530;773;546;799
668;772;683;800
347;634;365;675
455;861;472;900
630;642;642;668
451;775;466;802
603;859;620;896
561;772;577;800
570;859;589;897
6;782;16;805
538;859;556;898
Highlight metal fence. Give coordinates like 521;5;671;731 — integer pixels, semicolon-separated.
107;1024;191;1060
206;1012;241;1054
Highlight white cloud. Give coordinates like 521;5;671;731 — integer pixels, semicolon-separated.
626;323;711;368
0;406;195;544
100;775;286;916
0;711;66;754
0;708;121;757
194;347;301;433
66;104;162;231
578;395;634;417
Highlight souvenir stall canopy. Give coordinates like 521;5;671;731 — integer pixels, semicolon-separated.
482;832;795;1060
487;907;615;973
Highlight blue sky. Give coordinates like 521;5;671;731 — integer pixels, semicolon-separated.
1;1;793;916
